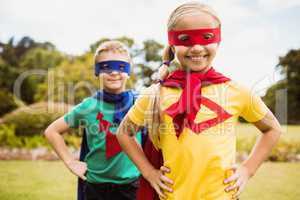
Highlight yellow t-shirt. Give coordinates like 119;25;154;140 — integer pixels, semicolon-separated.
128;81;269;200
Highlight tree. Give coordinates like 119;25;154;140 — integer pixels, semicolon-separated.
134;39;164;87
35;38;140;104
0;36;65;104
34;53;97;104
1;36;166;108
263;49;300;124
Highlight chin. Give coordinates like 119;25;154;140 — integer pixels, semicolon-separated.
109;86;122;90
185;64;207;71
105;88;123;93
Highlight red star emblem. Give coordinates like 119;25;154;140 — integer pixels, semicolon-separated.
189;96;232;133
96;112;122;159
164;96;232;136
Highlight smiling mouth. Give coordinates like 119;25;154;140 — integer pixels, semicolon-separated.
186;55;208;62
108;79;121;82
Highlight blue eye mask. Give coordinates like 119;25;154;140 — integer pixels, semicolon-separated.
95;60;131;76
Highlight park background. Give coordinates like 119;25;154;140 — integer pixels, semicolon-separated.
0;0;300;199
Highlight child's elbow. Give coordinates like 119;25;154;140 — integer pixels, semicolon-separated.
43;126;53;139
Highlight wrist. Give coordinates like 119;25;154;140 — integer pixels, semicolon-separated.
64;156;75;167
241;162;255;178
142;165;156;180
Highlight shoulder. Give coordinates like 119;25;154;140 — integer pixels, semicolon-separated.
81;96;98;107
222;80;253;95
138;85;159;97
224;80;246;90
128;90;139;101
70;96;99;113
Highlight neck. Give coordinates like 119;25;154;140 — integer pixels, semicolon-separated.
198;66;212;74
181;66;212;74
103;88;126;95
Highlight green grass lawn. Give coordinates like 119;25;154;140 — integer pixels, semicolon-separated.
0;161;299;200
0;161;76;200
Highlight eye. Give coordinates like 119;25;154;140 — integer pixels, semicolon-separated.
203;32;214;40
119;63;125;71
101;63;109;70
178;34;190;41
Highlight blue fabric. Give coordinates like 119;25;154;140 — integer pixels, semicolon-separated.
77;129;89;200
95;60;131;76
94;90;135;124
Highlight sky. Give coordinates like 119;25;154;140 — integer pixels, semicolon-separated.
1;0;300;93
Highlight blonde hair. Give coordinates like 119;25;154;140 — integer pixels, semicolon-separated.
148;2;221;149
94;40;131;63
160;2;221;79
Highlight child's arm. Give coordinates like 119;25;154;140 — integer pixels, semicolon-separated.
224;110;282;198
44;116;87;180
116;115;173;198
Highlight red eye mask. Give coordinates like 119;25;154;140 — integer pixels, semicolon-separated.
168;27;221;46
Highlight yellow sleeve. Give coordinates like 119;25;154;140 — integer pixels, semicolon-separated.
240;86;269;122
127;87;152;126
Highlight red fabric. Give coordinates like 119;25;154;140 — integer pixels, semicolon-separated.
137;67;231;200
189;97;232;133
168;28;221;46
163;67;231;137
96;112;122;159
137;138;162;200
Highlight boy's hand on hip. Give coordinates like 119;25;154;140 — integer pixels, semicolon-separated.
66;159;87;180
224;165;251;199
145;166;173;199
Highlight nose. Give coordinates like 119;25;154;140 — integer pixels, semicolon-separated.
190;44;205;53
110;70;120;75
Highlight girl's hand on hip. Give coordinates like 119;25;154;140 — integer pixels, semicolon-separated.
145;166;173;199
66;159;87;181
224;165;251;199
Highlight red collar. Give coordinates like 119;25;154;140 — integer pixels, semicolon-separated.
162;67;231;137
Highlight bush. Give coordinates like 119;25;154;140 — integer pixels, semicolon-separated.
0;124;23;147
1;102;74;136
0;124;81;149
0;124;48;148
237;134;300;162
0;90;18;117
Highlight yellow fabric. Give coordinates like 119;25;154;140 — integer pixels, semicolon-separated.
128;81;269;200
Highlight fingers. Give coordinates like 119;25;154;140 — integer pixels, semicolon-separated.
224;171;239;184
78;165;87;180
233;189;241;199
159;166;173;190
152;166;174;198
160;174;174;185
159;175;173;192
225;178;241;192
153;183;166;199
153;177;172;199
72;161;87;180
78;173;87;181
147;166;173;198
160;166;171;173
232;182;246;199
